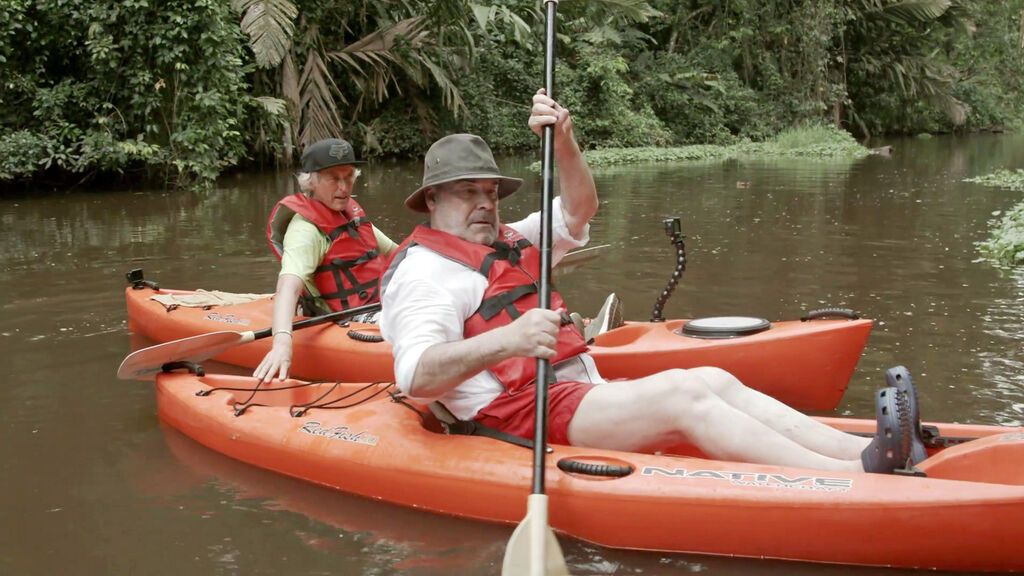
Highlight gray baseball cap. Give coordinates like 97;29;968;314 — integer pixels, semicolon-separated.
301;138;364;172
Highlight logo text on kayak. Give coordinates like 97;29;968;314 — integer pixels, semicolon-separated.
205;312;251;326
300;421;379;446
641;467;853;492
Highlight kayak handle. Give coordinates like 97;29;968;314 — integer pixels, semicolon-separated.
557;458;634;478
801;307;859;321
161;360;206;376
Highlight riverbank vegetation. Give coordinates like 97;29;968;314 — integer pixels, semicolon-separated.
967;170;1024;266
2;1;1023;188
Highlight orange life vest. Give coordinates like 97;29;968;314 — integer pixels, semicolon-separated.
382;224;588;394
267;194;383;312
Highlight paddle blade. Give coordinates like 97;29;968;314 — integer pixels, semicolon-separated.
117;331;251;380
559;243;609;267
502;495;569;576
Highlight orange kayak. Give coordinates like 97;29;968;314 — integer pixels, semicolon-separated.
126;285;872;410
156;371;1024;572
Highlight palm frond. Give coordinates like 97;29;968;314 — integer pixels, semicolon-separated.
298;48;345;146
233;0;298;68
253;95;287;117
327;17;466;116
414;52;465;115
468;3;534;44
573;0;661;23
873;0;953;24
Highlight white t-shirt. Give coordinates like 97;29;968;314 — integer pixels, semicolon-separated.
380;197;605;420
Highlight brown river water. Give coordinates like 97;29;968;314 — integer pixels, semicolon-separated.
2;134;1023;575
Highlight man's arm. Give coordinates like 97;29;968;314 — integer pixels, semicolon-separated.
530;88;598;239
408;308;562;398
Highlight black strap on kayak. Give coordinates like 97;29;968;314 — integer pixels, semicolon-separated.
388;395;551;453
289;381;393;417
192;379;392;417
443;418;551;453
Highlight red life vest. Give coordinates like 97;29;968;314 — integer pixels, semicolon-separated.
381;224;588;394
267;194;383;312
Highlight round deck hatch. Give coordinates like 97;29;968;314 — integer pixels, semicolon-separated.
678;316;771;339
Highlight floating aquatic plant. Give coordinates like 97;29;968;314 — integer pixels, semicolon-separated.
530;125;870;171
966;169;1024;266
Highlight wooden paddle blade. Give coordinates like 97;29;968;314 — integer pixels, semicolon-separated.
116;331;252;380
502;495;570;576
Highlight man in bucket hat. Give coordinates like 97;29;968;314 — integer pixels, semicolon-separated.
379;89;924;474
255;138;399;384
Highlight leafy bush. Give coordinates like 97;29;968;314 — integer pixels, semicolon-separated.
0;0;250;188
557;45;672;149
454;45;539;151
632;51;783;145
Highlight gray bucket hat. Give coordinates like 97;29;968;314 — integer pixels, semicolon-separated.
301;138;364;172
405;133;523;213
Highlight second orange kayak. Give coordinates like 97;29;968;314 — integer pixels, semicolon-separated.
126;284;873;410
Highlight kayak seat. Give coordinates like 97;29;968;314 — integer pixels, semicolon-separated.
917;432;1024;485
405;399;547;452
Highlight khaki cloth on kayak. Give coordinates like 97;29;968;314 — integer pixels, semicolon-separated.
150;290;272;310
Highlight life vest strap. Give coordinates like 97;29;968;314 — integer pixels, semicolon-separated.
480;238;532;276
326;216;367;241
314;249;379;274
476;283;538;321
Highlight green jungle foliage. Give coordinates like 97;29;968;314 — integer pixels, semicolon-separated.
966;169;1024;266
2;0;1022;187
0;0;250;187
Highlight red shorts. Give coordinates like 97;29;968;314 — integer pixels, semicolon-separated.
473;381;596;445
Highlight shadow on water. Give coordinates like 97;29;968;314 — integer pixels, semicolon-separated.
1;133;1023;574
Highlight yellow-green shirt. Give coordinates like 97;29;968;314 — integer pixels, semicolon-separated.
279;214;397;312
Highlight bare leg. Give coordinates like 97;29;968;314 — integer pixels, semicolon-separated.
567;370;864;472
687;367;871;460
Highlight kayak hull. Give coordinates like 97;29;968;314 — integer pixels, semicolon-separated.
127;286;873;410
156;372;1024;572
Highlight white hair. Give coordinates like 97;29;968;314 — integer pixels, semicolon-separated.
296;168;362;196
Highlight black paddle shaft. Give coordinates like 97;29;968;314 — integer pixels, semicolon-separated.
532;0;558;497
251;302;383;339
